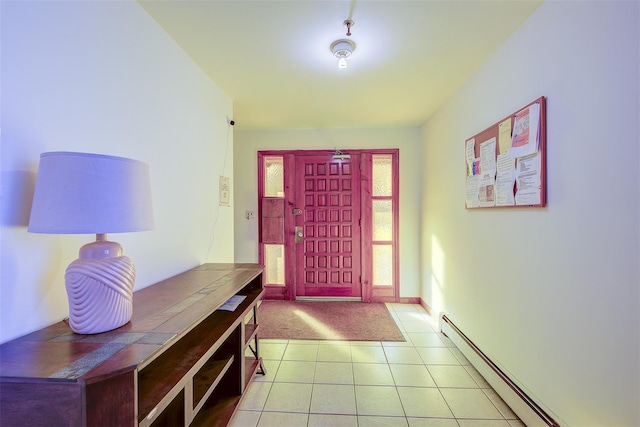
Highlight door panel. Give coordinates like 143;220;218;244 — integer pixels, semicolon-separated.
294;154;362;298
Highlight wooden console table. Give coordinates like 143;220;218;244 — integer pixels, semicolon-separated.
0;263;265;426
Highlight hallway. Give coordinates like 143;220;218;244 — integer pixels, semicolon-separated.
231;303;524;426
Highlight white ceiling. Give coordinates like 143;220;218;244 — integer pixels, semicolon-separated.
139;0;543;130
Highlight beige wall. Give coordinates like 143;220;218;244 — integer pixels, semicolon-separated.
1;1;234;343
233;127;422;298
420;1;639;425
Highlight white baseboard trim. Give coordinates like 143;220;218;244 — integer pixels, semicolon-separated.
440;314;561;427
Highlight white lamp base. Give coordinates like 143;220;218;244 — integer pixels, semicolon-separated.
64;235;135;334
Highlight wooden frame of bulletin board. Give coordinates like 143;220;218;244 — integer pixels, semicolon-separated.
465;96;546;209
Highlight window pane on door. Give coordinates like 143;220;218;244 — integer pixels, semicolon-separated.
372;155;392;197
265;244;285;285
373;200;392;241
373;245;392;286
265;156;284;197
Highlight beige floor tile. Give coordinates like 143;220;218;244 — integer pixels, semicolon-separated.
314;361;354;384
407;332;446;348
384;346;424;364
397;387;454;418
415;347;460;365
440;388;504;419
308;414;358;427
407;417;460;427
253;359;279;382
273;360;316;383
388;303;420;312
382;338;414;347
395;311;431;323
257;411;309;426
464;365;491;388
358;415;409;426
350;341;383;347
263;382;313;413
317;343;352;362
282;343;319;361
448;347;471;365
457;420;511;427
392;317;406;331
421;316;441;331
355;385;405;416
439;334;457;349
353;363;395;386
238;381;272;411
288;339;322;345
401;321;436;333
389;364;437;387
261;338;289;344
252;305;523;427
310;383;357;415
260;342;287;360
482;389;518;419
427;365;479;388
351;346;388;363
229;410;261;427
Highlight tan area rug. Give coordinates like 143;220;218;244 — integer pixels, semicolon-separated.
257;301;405;341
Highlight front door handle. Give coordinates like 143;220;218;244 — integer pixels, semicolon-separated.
295;226;303;243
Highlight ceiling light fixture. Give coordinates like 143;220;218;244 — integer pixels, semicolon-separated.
344;19;355;36
330;39;355;69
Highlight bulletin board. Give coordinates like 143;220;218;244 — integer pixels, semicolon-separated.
465;96;546;209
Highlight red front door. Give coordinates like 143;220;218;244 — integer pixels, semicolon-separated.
294;154;362;298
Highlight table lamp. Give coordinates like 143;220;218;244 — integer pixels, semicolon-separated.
28;152;154;334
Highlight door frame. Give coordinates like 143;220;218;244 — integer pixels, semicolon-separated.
258;149;400;302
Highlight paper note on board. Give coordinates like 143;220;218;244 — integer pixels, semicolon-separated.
465;138;476;173
498;118;512;154
478;175;496;207
465;175;480;208
469;158;481;176
510;103;540;158
479;137;497;177
495;153;516;206
515;188;541;205
515;152;542;205
516;152;541;189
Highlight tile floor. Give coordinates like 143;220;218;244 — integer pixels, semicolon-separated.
230;303;525;427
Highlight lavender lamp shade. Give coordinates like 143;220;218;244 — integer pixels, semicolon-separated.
28;152;154;334
28;152;154;234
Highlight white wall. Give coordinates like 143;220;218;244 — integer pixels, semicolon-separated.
233;127;422;298
420;1;639;426
0;1;234;344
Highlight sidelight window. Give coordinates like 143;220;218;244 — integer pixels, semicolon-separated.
264;156;284;197
372;154;394;288
262;156;285;288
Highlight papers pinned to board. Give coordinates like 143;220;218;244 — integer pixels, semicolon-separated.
509;103;540;159
465;97;545;208
465;137;498;208
495;153;516;206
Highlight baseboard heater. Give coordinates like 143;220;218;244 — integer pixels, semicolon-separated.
440;314;561;427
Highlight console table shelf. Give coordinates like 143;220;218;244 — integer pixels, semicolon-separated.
0;263;265;427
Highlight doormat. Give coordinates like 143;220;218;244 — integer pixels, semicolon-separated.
257;301;405;341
